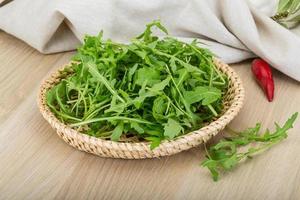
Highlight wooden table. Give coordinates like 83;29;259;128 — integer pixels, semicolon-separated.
1;30;300;200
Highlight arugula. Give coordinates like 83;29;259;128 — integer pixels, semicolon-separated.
272;0;300;28
163;118;184;139
46;20;228;148
202;112;298;181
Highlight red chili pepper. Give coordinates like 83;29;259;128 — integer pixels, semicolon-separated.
251;59;274;102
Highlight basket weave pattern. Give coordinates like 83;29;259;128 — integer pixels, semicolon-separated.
38;59;245;159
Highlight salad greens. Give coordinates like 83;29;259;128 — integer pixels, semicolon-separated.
272;0;300;28
46;20;228;148
202;112;298;181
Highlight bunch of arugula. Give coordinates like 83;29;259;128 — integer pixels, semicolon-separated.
46;20;228;148
202;112;298;181
272;0;300;28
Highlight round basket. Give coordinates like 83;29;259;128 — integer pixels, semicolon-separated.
38;58;244;159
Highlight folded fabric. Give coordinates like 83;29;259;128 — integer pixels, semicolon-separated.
1;0;300;81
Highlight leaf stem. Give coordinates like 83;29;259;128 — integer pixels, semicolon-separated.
71;116;154;127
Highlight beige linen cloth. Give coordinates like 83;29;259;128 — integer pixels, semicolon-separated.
0;0;300;81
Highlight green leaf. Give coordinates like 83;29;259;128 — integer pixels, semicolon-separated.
213;141;237;155
134;50;147;59
184;86;221;105
111;122;124;141
136;20;168;41
201;159;219;181
130;122;145;134
152;97;167;117
135;67;160;87
274;0;300;28
221;154;238;170
46;85;56;106
150;77;171;91
128;63;138;81
55;81;68;113
278;0;293;12
290;0;300;12
239;123;261;136
163;118;183;139
277;112;298;132
146;136;162;150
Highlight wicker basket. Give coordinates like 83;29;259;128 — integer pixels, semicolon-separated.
38;59;244;159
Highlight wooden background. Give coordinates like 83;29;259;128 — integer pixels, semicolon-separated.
0;30;300;200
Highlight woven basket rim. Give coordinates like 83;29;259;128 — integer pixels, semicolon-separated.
37;58;245;158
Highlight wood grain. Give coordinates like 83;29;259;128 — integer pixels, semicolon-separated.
0;31;300;200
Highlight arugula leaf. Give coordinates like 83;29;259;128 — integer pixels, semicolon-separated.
130;122;145;134
150;77;171;91
163;118;184;139
273;0;300;28
145;136;162;150
202;112;298;181
135;67;161;87
136;20;168;42
111;122;124;141
184;86;221;105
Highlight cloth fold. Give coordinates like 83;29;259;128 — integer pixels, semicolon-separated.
1;0;300;81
